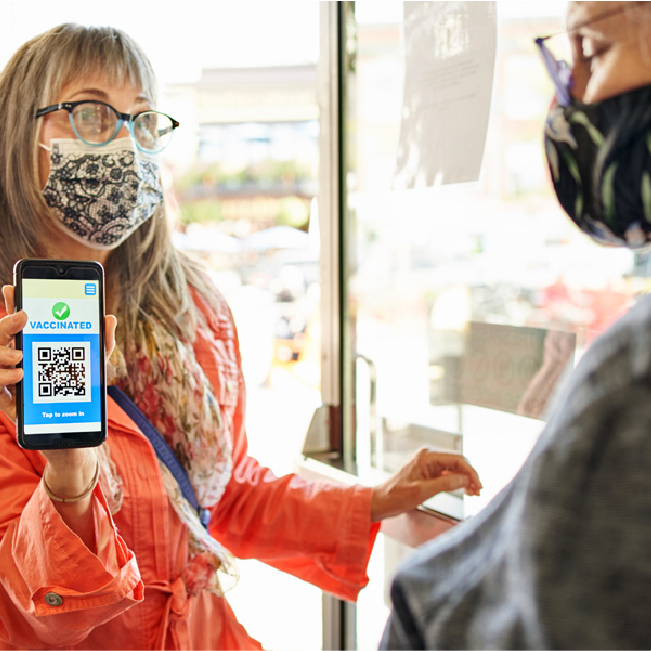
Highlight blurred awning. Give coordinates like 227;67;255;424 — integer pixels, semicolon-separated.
173;228;243;253
244;225;309;251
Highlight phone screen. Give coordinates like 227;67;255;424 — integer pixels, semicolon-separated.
14;260;106;449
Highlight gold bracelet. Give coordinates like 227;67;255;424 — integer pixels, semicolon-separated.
43;458;100;503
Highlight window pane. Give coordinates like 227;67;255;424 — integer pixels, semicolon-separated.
345;0;635;517
344;1;642;646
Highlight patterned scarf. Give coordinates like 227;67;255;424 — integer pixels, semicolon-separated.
100;309;237;595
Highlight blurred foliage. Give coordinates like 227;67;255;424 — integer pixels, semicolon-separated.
178;196;310;228
277;197;309;228
174;158;314;227
176;159;313;194
178;199;223;225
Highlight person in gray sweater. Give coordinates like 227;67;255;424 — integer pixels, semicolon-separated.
381;2;651;648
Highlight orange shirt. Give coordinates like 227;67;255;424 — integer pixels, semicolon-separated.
0;291;379;649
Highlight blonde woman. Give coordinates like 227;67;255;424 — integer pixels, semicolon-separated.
0;23;481;650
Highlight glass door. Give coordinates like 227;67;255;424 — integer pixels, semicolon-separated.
339;1;644;647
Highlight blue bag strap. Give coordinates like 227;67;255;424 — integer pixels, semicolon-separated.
108;385;211;527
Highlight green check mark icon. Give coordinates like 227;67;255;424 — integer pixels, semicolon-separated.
52;302;70;320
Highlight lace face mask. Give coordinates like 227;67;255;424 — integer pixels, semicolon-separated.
41;137;164;250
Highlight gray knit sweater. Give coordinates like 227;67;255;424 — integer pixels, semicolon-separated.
381;292;651;650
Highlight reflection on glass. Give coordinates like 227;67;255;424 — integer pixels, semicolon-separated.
348;2;641;521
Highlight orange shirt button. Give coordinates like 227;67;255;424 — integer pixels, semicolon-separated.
44;592;63;607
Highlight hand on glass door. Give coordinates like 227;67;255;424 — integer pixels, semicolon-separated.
369;448;482;522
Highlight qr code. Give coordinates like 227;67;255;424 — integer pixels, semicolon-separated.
32;342;92;404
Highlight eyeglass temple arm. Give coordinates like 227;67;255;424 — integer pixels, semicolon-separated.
534;37;572;107
35;104;65;118
157;119;180;137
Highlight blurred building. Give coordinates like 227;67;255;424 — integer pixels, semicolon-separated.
163;65;319;233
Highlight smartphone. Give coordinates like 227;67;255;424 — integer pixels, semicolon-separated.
13;259;106;449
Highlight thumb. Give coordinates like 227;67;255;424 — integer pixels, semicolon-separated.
419;473;469;501
2;285;14;314
104;314;117;359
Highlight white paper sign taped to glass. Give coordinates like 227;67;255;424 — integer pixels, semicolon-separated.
394;1;496;188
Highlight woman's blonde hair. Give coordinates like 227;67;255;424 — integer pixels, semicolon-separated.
0;23;214;342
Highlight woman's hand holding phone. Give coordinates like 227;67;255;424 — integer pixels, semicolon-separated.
1;285;117;422
1;284;117;550
0;287;27;422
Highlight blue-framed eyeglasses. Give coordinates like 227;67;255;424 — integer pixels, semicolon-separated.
35;100;179;153
534;36;573;107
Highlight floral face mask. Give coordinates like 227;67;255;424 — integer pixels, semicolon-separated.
544;83;651;249
41;137;164;250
